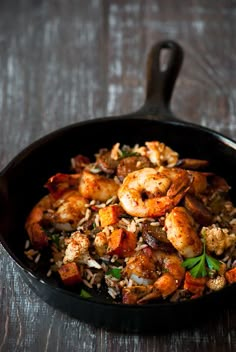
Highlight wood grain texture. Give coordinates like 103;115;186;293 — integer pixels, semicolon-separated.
0;1;236;351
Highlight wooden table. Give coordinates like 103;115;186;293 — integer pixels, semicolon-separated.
0;1;235;351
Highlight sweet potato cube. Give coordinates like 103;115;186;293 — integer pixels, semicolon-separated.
107;228;137;258
184;271;207;296
99;205;123;227
225;267;236;284
58;262;82;286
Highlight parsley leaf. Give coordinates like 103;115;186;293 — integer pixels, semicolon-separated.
119;150;140;159
182;239;220;278
106;268;122;279
205;254;220;271
80;289;92;298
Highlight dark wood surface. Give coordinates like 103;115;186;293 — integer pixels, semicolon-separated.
0;1;235;351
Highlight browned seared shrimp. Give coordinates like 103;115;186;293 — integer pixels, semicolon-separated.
53;190;88;231
25;190;88;247
122;248;185;304
45;173;81;199
135;141;179;167
165;206;203;257
25;195;53;249
79;169;119;202
118;167;192;218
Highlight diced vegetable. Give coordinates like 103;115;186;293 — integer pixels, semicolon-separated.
99;205;123;227
58;262;82;286
184;271;207;296
107;229;137;258
225;267;236;284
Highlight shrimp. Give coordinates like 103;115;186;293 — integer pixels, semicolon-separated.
45;173;81;199
118;167;192;218
63;231;101;268
25;194;54;249
25;190;88;247
165;206;203;258
122;248;185;304
135;141;179;167
53;190;88;231
79;169;119;202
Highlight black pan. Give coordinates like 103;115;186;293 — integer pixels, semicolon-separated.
0;40;235;333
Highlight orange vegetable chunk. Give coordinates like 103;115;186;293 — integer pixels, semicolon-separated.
184;271;207;296
58;262;82;286
225;267;236;284
107;228;137;258
99;205;123;227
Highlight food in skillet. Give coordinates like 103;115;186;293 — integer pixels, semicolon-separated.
24;141;236;304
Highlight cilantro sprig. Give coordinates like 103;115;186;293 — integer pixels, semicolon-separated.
182;238;220;278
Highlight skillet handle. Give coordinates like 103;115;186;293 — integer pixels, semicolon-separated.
137;40;183;121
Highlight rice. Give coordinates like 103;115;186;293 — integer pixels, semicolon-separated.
46;269;52;277
34;253;41;263
24;240;30;250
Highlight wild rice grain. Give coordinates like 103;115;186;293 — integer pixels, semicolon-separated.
34;253;41;263
24;240;30;250
108;287;117;299
46;269;52;277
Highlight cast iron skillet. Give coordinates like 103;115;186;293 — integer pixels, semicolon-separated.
0;40;235;333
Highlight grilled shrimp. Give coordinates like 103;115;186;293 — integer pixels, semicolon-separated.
45;173;81;199
25;190;88;248
63;231;101;268
135;141;179;167
165;206;203;257
118;167;192;218
122;248;185;304
53;190;88;231
25;194;54;249
79;169;119;202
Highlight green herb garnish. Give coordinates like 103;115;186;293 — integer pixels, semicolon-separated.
182;239;220;278
80;289;92;298
106;268;122;279
120;150;140;159
48;233;61;248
